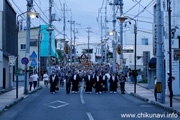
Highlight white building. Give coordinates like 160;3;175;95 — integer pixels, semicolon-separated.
121;30;153;70
18;27;40;73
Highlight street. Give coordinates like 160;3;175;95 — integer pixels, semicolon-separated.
0;86;178;120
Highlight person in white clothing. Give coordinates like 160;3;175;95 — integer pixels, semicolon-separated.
33;72;39;89
43;71;49;88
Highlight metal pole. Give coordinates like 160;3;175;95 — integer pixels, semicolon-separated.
16;17;19;99
101;13;103;64
112;2;116;72
120;0;123;71
25;0;32;94
87;27;91;57
70;18;73;65
63;3;66;65
168;0;172;107
48;0;52;77
73;21;76;63
104;0;107;65
38;26;40;87
134;23;137;93
156;0;165;104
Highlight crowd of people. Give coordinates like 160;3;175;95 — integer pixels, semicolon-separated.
38;64;138;95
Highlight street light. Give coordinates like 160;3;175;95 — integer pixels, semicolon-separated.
16;11;39;97
117;16;137;93
46;27;54;77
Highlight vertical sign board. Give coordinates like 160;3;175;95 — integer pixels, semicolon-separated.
143;51;150;80
165;39;180;95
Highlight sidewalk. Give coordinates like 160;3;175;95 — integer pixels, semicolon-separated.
126;83;180;114
0;81;43;113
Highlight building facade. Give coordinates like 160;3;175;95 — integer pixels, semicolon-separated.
18;27;40;73
0;0;17;90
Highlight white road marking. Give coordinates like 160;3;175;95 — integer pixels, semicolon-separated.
80;82;85;104
45;100;69;109
87;112;94;120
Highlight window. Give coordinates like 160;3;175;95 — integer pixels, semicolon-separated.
30;39;37;46
20;44;26;50
84;49;93;54
142;38;148;45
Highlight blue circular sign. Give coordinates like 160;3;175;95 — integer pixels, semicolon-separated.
21;57;29;65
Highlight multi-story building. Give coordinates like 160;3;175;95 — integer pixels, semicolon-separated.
0;0;17;90
18;27;40;73
122;30;153;70
18;25;57;73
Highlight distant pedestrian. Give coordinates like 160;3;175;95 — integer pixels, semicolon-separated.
120;72;126;94
50;71;58;94
109;72;118;93
33;71;39;89
85;71;93;93
29;73;33;91
167;72;175;98
72;71;80;93
66;71;72;94
154;76;157;101
43;71;49;88
40;69;44;81
128;68;132;83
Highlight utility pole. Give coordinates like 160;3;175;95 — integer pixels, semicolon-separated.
104;0;108;65
112;1;116;72
73;21;76;63
120;0;123;71
25;0;33;94
69;17;73;65
48;0;53;77
63;3;66;65
167;0;172;107
100;13;103;64
156;0;165;104
87;27;91;57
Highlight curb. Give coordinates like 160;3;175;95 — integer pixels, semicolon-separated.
28;86;43;94
130;92;149;102
0;86;43;114
149;101;180;115
128;91;180;115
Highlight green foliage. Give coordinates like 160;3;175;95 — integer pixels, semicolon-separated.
56;50;64;61
138;80;148;83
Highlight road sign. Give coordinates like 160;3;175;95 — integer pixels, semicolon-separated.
30;59;37;66
9;56;16;66
30;51;37;58
21;57;29;65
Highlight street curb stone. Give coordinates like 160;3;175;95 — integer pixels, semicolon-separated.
128;91;180;115
130;92;149;102
0;86;42;115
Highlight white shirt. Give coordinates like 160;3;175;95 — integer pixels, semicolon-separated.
88;75;91;81
52;75;56;82
97;76;99;82
105;73;110;79
112;76;115;81
103;75;106;80
33;74;38;81
43;74;49;81
74;75;77;80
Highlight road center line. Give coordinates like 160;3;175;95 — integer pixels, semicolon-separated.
87;112;94;120
80;82;85;104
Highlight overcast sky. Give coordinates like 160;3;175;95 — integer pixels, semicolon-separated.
9;0;154;44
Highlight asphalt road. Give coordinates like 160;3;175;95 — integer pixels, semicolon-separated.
0;85;179;120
